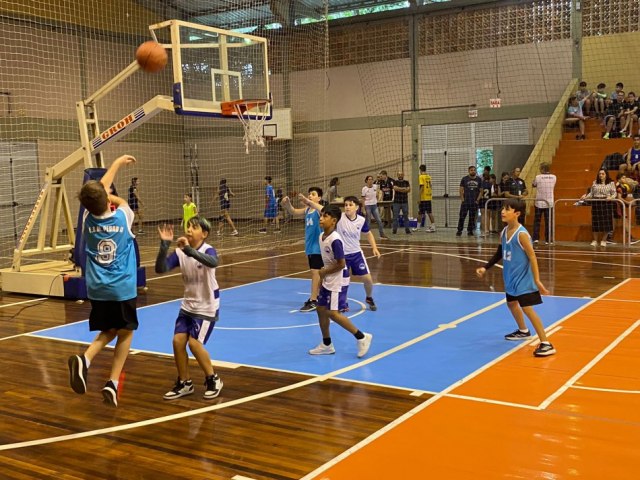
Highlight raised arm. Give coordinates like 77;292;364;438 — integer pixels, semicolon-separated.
298;193;323;212
100;155;136;191
281;196;307;216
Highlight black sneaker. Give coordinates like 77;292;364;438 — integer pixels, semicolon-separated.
163;378;194;400
258;228;267;234
203;374;223;400
365;297;377;311
102;380;118;407
504;329;532;341
456;231;462;236
300;299;317;312
534;343;556;357
68;355;88;394
467;231;474;236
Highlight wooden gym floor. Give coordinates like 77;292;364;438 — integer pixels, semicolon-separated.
0;235;639;479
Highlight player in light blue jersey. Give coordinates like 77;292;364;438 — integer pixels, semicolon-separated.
308;205;373;358
281;187;324;312
68;154;138;407
155;216;223;401
476;199;555;357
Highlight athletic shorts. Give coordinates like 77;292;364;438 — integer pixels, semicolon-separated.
419;201;432;214
174;309;217;345
128;202;138;212
317;286;348;312
89;298;138;332
308;254;323;270
505;291;542;307
344;251;369;276
264;205;278;219
220;201;230;211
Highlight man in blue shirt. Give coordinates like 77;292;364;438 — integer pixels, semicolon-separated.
68;154;139;407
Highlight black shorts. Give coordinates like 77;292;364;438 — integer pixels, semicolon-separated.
419;201;432;214
308;254;323;270
505;291;542;307
89;298;139;332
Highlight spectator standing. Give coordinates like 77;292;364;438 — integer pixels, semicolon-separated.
377;170;394;228
417;164;436;232
391;171;411;235
504;167;528;225
325;177;340;203
532;163;556;244
362;175;388;240
128;177;144;234
456;165;481;236
581;169;616;247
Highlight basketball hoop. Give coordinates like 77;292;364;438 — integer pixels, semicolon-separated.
221;99;271;154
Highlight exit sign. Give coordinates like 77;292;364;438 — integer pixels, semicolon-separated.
490;98;502;108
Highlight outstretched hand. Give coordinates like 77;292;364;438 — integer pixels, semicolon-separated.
157;224;174;241
298;193;309;205
115;154;136;166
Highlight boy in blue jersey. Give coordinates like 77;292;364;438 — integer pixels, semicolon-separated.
259;176;279;233
476;199;555;357
281;187;324;312
155;217;223;401
309;205;373;358
68;154;138;407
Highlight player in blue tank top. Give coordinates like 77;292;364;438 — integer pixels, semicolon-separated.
281;187;324;311
476;199;556;357
68;154;139;407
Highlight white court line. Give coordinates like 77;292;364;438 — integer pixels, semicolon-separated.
0;296;505;451
0;297;48;309
299;277;632;480
570;385;640;394
232;475;257;480
443;393;540;411
538;318;640;410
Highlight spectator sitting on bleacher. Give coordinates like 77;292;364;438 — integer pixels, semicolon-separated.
610;82;624;102
619;92;639;137
576;81;592;115
592;83;607;118
565;96;587;140
603;91;626;139
615;172;638;244
623;135;640;177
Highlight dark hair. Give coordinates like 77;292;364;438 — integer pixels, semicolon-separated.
540;163;550;173
329;177;339;187
490;174;497;180
265;176;272;183
186;215;211;234
78;180;108;215
630;92;636;97
131;177;138;185
321;204;342;223
184;193;192;200
634;134;640;140
343;195;360;206
308;186;323;197
219;178;227;185
579;81;587;87
595;169;611;184
468;165;476;170
501;171;510;178
419;164;426;172
617;82;624;88
568;95;577;104
597;83;606;89
503;198;526;217
617;172;626;181
379;170;388;176
364;175;373;183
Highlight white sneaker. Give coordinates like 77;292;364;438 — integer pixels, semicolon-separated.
600;240;607;247
230;230;239;236
217;231;223;236
590;240;597;247
309;343;335;355
357;333;373;358
429;225;436;232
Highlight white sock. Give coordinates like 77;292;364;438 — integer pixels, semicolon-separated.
519;328;529;333
84;355;91;368
110;380;119;389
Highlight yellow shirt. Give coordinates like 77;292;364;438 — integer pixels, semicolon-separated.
183;202;198;230
419;173;432;201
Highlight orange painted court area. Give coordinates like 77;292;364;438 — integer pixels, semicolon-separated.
309;279;640;480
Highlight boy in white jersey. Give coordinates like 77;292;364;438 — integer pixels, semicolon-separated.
300;194;381;311
309;205;373;357
476;199;555;357
155;216;224;400
68;154;138;407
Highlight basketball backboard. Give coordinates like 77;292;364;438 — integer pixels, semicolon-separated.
149;20;271;119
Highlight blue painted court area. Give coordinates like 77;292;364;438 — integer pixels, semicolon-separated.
33;278;588;393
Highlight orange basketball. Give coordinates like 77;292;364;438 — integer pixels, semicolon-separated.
135;41;167;73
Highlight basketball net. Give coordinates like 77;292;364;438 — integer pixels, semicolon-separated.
232;100;270;154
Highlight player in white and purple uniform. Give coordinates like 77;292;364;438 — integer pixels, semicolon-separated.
299;194;381;311
308;205;373;358
155;216;224;400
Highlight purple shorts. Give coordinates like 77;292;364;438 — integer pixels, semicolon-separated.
317;286;348;311
174;309;217;345
344;251;369;276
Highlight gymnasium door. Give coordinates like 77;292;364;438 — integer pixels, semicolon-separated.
0;142;40;262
